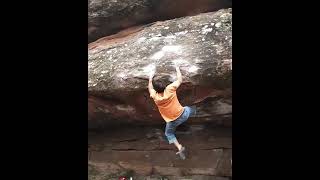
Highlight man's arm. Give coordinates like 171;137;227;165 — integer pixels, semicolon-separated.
175;65;183;87
166;65;183;93
148;72;156;98
148;74;154;93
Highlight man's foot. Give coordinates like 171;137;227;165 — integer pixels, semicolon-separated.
176;146;186;160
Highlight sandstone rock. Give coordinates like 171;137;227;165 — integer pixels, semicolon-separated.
89;127;232;178
119;161;153;175
193;176;230;180
138;175;230;180
88;8;232;128
111;138;159;150
88;161;122;174
153;166;182;176
88;0;232;42
215;149;232;177
182;168;216;176
179;176;229;180
90;150;152;163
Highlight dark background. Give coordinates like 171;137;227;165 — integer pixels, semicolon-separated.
1;0;318;179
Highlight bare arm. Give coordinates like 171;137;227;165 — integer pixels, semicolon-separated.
175;66;183;87
148;75;154;93
148;72;156;97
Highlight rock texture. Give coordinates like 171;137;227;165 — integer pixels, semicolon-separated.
88;126;232;179
88;0;232;43
88;8;232;128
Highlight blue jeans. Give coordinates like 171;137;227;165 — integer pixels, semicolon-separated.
165;106;197;144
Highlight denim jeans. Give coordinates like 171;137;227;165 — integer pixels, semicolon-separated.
165;106;196;144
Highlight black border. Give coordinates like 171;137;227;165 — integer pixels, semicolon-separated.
233;1;318;179
2;0;317;179
2;0;88;179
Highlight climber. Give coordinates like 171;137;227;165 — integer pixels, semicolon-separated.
148;64;196;160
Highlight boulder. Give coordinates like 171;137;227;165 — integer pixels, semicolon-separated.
88;0;232;42
88;9;232;128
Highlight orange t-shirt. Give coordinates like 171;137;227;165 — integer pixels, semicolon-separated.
150;81;184;122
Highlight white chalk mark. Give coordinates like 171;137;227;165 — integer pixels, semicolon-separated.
142;64;156;75
137;37;146;43
188;65;199;73
165;35;176;39
172;58;189;66
174;31;188;36
201;27;213;34
150;37;161;41
215;22;222;28
116;105;135;112
117;72;126;78
150;45;182;60
162;45;181;53
150;51;164;60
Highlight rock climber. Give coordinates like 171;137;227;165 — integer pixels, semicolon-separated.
148;64;196;160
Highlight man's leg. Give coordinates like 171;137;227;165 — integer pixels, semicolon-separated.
165;119;188;159
188;105;197;118
165;122;182;151
173;139;182;151
165;124;186;160
173;106;196;134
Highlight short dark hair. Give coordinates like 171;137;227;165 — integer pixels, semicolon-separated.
152;75;171;93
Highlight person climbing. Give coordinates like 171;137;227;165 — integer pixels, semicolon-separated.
148;64;196;160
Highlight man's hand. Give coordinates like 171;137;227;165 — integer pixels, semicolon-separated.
149;70;155;80
175;65;180;71
148;63;156;80
173;60;180;68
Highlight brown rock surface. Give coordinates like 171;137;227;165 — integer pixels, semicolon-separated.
88;0;232;43
88;126;232;178
88;9;232;128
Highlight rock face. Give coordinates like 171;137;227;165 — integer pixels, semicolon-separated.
88;0;232;43
88;9;232;128
88;126;232;179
